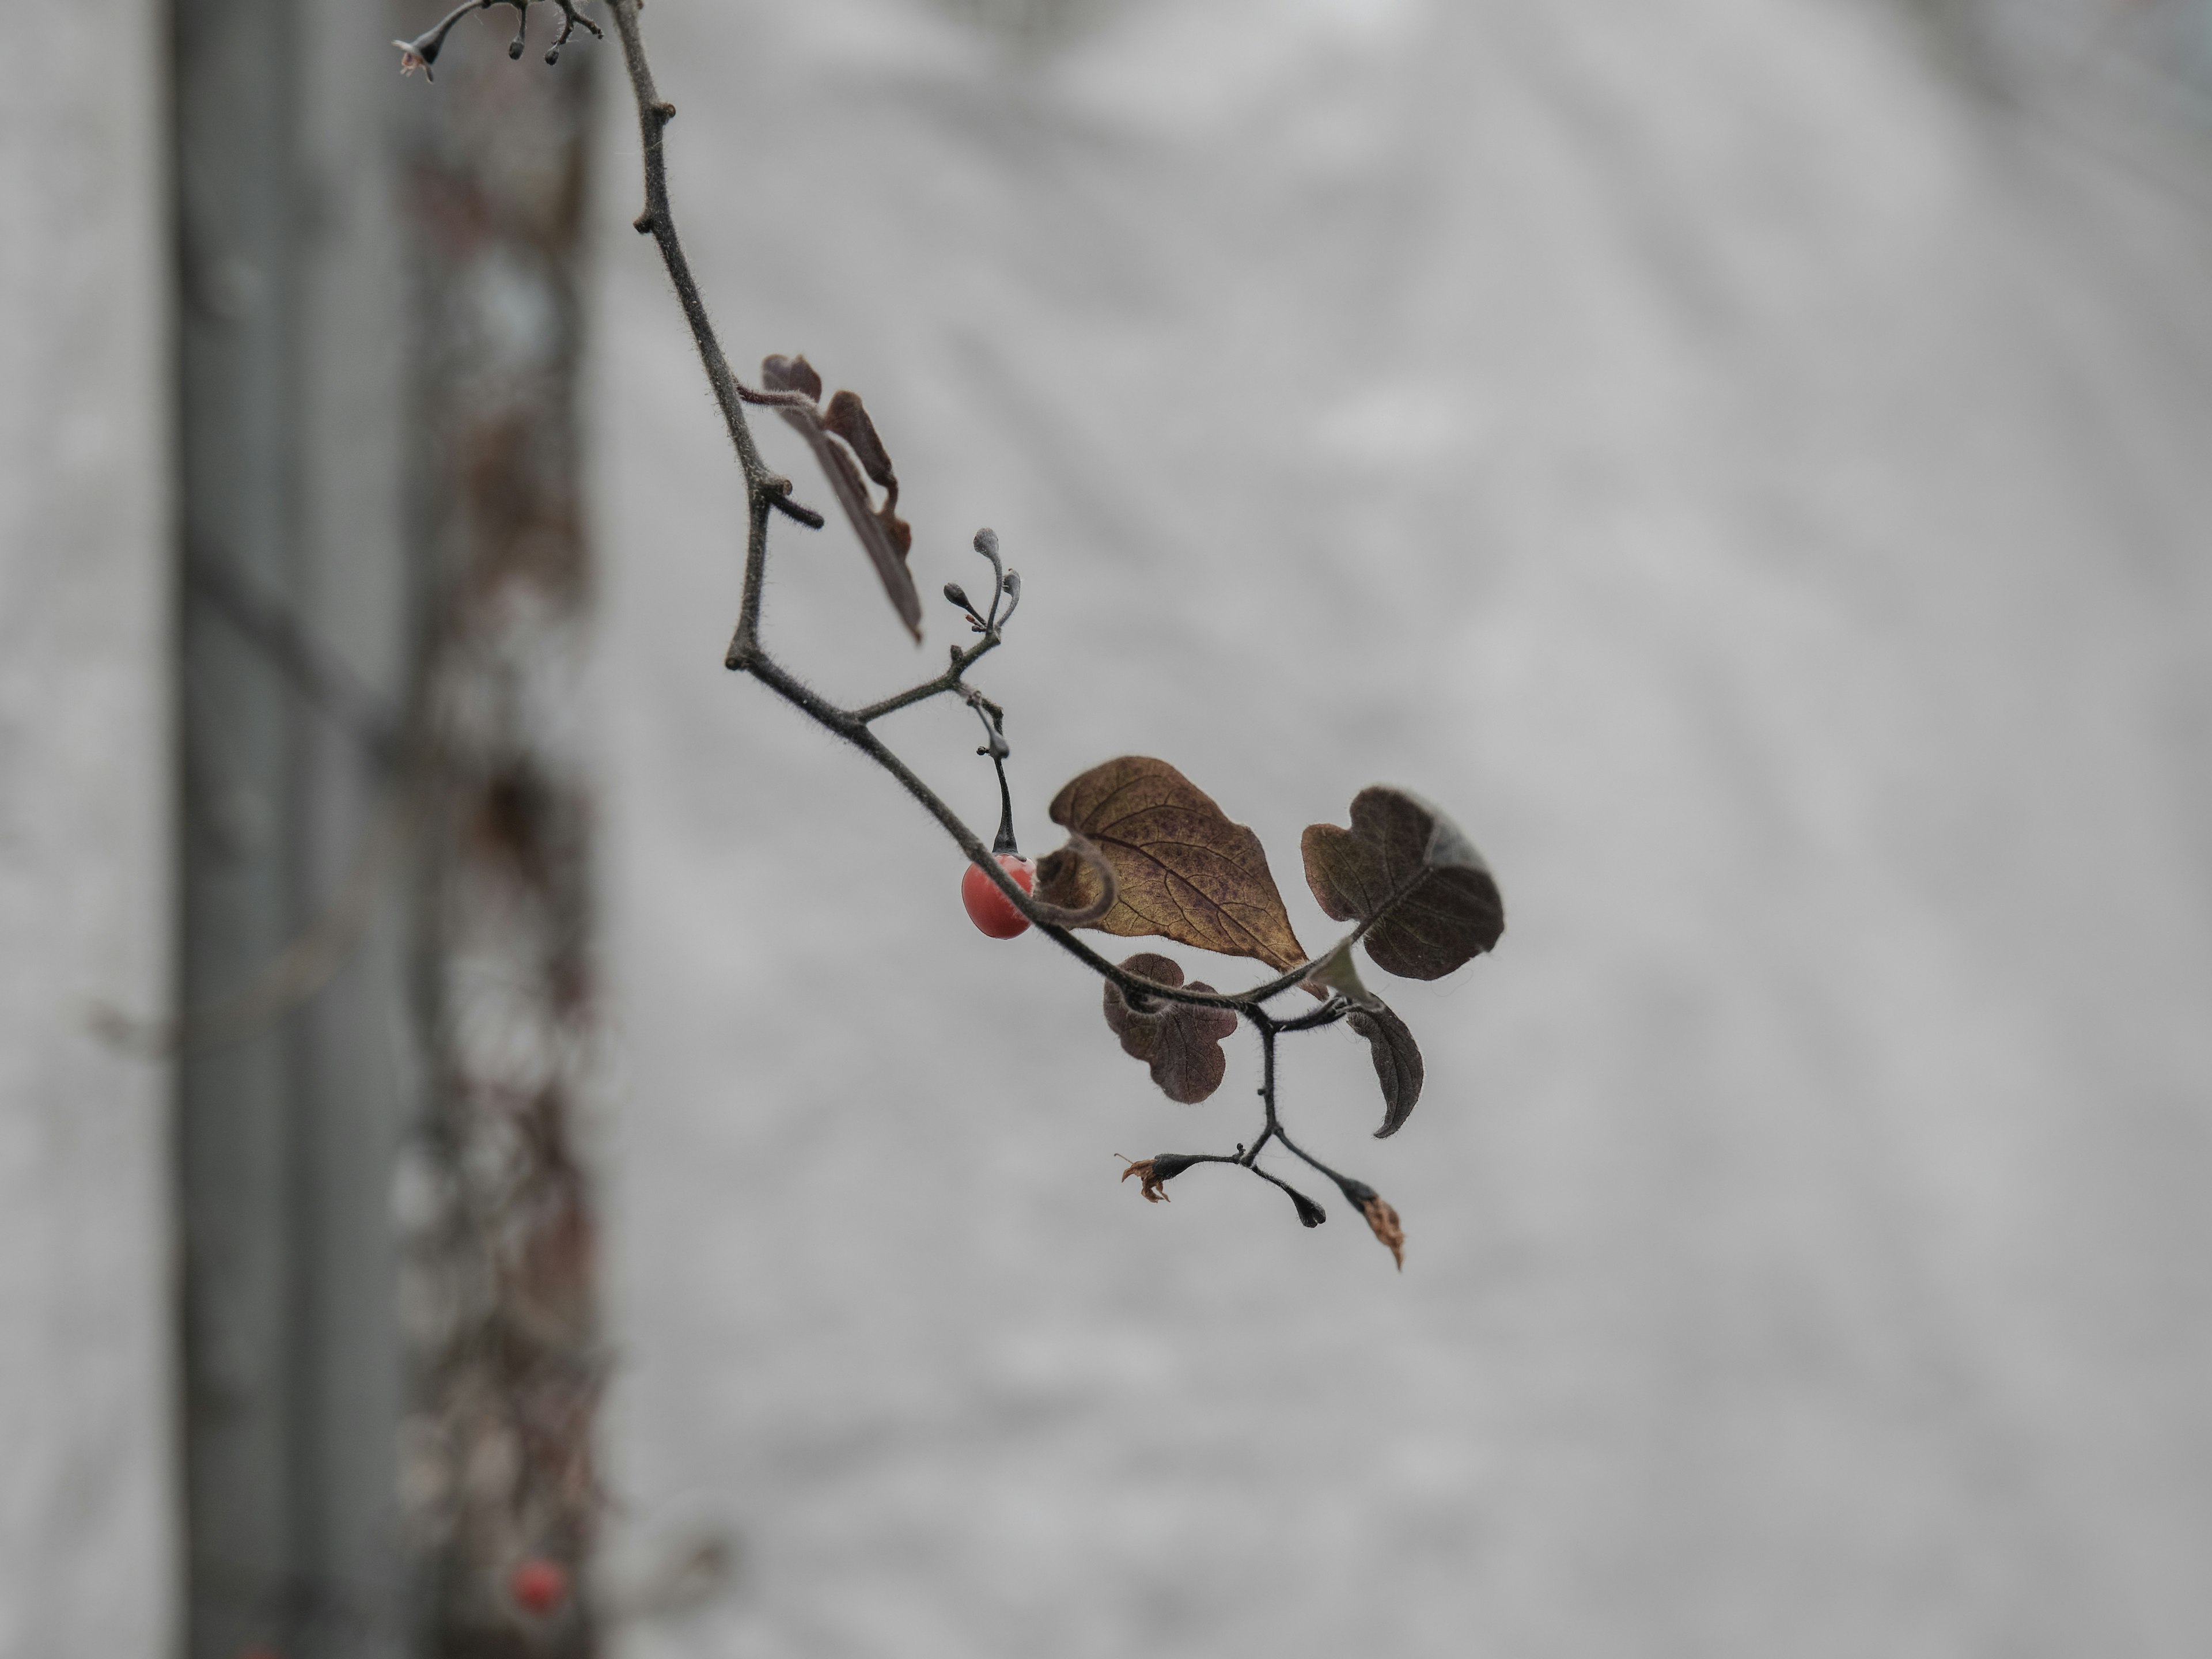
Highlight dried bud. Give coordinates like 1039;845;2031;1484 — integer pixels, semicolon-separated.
1120;1158;1169;1203
1360;1195;1406;1271
1119;1152;1203;1204
393;39;431;77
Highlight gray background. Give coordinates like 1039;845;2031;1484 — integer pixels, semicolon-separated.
591;2;2212;1657
5;0;2212;1654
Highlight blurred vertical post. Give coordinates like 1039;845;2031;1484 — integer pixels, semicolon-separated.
391;9;604;1657
174;0;412;1650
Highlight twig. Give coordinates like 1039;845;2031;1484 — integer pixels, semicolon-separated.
406;0;1415;1249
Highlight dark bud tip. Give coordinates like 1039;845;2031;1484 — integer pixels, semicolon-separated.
1289;1188;1327;1229
545;45;561;65
653;100;677;123
509;37;525;58
973;528;999;556
943;582;972;609
632;211;654;236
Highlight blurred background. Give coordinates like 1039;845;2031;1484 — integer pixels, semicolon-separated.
6;0;2212;1656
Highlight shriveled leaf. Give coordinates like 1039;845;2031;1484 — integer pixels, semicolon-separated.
760;354;822;400
1032;835;1116;926
1301;786;1503;980
1100;953;1240;1105
823;390;896;493
760;356;922;641
1051;757;1307;971
1346;998;1424;1138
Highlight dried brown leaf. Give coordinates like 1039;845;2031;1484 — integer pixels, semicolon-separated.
760;354;822;400
1032;835;1117;926
1346;998;1425;1138
823;389;897;496
1050;757;1307;971
1100;953;1240;1104
1301;786;1503;980
761;356;922;641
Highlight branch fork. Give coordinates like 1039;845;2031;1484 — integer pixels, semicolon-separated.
401;0;1506;1272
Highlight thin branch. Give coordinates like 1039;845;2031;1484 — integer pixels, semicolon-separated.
475;0;1396;1237
850;633;998;724
605;1;784;503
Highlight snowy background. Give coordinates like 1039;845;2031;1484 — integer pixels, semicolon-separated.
589;2;2212;1656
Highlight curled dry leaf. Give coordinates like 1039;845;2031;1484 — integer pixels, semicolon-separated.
1301;786;1503;980
760;355;922;640
1050;757;1307;971
1301;942;1425;1136
1101;953;1240;1104
1347;999;1424;1138
1030;834;1118;926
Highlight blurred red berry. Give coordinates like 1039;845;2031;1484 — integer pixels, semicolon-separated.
509;1558;569;1616
961;853;1035;938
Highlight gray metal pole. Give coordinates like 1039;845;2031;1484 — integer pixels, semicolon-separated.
173;0;412;1652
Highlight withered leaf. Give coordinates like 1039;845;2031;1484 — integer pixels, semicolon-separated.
1301;786;1503;980
823;390;896;494
1346;998;1425;1138
1050;757;1307;971
760;357;922;641
1100;953;1241;1105
1032;835;1116;926
760;354;822;400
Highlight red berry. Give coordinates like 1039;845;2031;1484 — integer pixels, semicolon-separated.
509;1558;569;1617
961;854;1035;938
